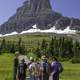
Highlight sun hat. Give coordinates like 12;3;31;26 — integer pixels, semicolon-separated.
15;51;19;56
41;55;47;60
30;57;34;61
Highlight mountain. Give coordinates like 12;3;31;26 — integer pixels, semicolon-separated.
0;0;80;34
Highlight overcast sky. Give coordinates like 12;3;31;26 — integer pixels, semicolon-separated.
0;0;80;25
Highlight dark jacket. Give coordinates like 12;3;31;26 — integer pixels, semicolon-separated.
51;61;63;80
13;58;18;80
17;62;27;80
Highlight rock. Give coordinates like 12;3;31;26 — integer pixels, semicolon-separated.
0;0;80;34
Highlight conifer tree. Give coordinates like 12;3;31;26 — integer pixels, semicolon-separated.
0;38;7;53
35;47;41;58
41;39;48;56
17;37;26;55
48;37;55;57
10;43;16;53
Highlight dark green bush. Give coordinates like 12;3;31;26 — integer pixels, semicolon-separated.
71;58;80;63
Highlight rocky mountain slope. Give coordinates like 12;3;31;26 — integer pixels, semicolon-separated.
0;0;80;34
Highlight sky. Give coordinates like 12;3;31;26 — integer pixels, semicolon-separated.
0;0;80;25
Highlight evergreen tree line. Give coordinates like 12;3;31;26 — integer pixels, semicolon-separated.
0;38;26;55
0;37;80;63
34;37;80;63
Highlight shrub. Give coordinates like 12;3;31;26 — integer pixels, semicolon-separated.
71;58;80;63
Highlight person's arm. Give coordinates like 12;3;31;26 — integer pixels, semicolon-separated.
51;62;57;75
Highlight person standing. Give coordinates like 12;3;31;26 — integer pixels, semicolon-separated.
17;59;27;80
13;51;19;80
40;56;51;80
28;57;41;80
51;57;63;80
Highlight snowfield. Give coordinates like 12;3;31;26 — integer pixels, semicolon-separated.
0;24;76;37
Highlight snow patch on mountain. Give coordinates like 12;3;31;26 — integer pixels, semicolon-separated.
0;34;3;37
32;24;37;29
2;32;18;37
0;24;76;37
20;25;40;34
39;26;76;34
59;26;76;34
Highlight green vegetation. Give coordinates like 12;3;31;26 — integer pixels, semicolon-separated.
0;35;80;63
0;35;80;80
61;62;80;80
0;54;14;80
0;54;80;80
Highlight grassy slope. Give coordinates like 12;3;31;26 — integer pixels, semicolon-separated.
0;54;14;80
0;34;75;50
0;54;80;80
0;35;51;50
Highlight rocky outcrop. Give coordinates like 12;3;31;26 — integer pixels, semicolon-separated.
0;0;80;34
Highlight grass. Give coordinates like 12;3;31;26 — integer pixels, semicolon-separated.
0;54;80;80
0;54;14;80
0;35;80;80
60;61;80;80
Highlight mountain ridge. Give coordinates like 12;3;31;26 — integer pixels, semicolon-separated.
0;0;80;34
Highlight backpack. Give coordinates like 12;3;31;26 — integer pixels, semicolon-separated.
58;62;63;73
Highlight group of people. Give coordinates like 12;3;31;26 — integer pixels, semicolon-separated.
13;51;63;80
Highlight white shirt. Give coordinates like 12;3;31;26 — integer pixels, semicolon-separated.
18;55;30;64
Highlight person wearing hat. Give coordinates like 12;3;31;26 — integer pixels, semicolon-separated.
40;56;51;80
28;57;40;80
28;57;35;80
13;51;19;80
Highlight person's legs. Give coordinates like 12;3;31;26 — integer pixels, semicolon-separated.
43;74;49;80
34;75;40;80
13;69;17;80
23;75;26;80
56;73;59;80
53;74;56;80
39;75;42;80
21;75;25;80
30;75;34;80
13;74;16;80
52;73;59;80
18;74;22;80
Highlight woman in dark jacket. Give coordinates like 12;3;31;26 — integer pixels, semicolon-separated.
51;57;63;80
